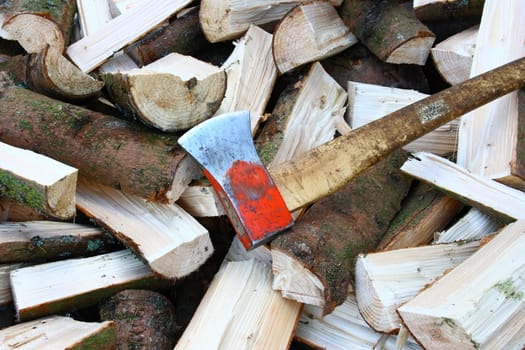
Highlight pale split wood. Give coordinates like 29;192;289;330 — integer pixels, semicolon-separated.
76;178;213;279
0;315;116;349
216;25;278;133
273;2;357;74
174;259;301;350
9;249;159;321
104;52;225;131
398;220;525;350
0;263;26;305
457;0;525;186
177;182;223;217
261;62;347;169
434;208;501;244
401;152;525;221
66;0;193;72
355;241;480;333
1;12;65;53
430;25;478;85
0;142;78;220
348;81;459;155
295;294;423;350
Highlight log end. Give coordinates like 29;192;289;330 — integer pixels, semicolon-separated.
386;36;436;66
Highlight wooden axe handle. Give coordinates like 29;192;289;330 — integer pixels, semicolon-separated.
271;57;525;212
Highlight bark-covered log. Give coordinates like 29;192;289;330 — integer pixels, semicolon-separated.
0;221;119;263
321;44;430;93
340;0;435;65
99;289;177;350
0;72;195;203
271;150;412;315
126;7;208;66
413;0;484;22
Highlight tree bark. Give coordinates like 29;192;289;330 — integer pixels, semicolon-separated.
271;150;412;315
0;72;195;203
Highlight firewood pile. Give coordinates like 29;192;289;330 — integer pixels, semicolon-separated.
0;0;524;349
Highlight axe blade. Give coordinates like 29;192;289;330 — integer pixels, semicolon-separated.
178;111;293;250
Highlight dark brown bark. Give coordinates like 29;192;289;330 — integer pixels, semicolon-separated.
340;0;435;64
271;150;412;315
0;55;28;84
99;289;177;350
515;89;525;183
413;0;484;22
321;44;430;93
0;72;191;202
126;7;208;66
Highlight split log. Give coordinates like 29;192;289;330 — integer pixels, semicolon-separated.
256;62;346;169
66;0;193;72
1;0;77;45
355;240;480;333
430;25;477;85
398;220;525;350
215;25;278;133
434;208;501;244
413;0;485;22
2;13;103;99
0;221;119;263
321;43;430;93
174;259;301;350
76;179;213;280
273;2;357;74
271;150;412;315
199;0;343;43
401;152;525;222
0;141;77;220
0;74;196;203
99;289;177;350
340;0;435;65
295;294;422;350
0;315;117;349
347;81;458;155
378;182;464;250
10;249;165;321
457;0;525;189
104;52;226;132
125;7;208;66
177;181;222;218
0;263;25;305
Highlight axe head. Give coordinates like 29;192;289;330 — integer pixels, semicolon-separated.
178;111;293;250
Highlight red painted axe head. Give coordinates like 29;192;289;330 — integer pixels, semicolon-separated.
178;111;293;250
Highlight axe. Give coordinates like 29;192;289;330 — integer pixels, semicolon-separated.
179;57;525;250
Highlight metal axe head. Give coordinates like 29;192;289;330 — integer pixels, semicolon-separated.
178;111;293;250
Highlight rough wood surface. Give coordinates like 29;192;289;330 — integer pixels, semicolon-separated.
269;56;525;213
76;179;213;280
0;141;77;220
378;181;464;250
0;200;45;222
271;150;412;315
215;25;277;133
256;62;346;169
401;152;525;222
175;259;301;350
66;0;193;72
273;2;357;74
99;289;177;350
0;73;195;203
430;25;477;85
104;52;225;132
355;241;480;333
434;208;501;244
0;221;118;263
398;220;525;350
0;315;117;349
340;0;435;65
0;262;25;305
413;0;485;22
10;249;164;321
457;0;525;189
